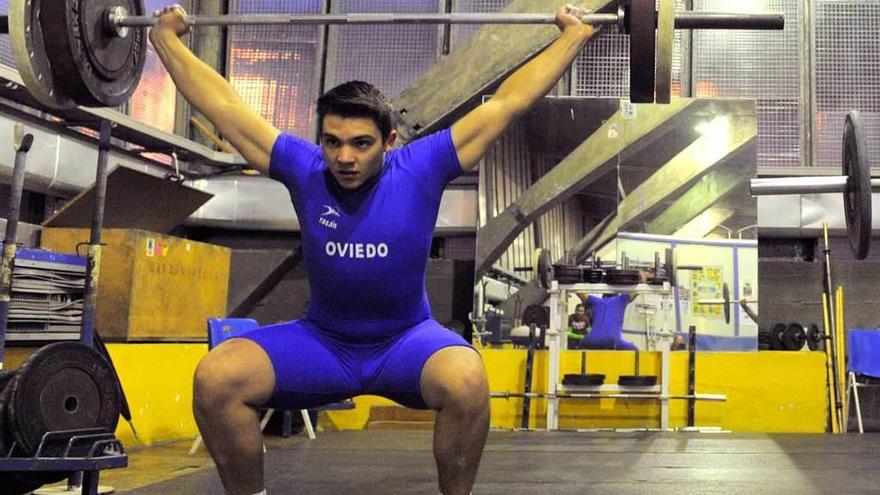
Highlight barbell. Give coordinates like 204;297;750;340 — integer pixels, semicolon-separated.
751;111;873;260
696;282;756;324
490;390;726;401
1;0;783;111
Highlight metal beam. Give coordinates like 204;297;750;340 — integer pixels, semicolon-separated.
476;98;696;275
575;113;758;257
646;162;752;235
673;207;736;239
390;0;611;142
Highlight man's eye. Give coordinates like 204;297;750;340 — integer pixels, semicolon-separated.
355;141;372;149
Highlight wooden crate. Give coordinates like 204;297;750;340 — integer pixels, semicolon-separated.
41;228;230;342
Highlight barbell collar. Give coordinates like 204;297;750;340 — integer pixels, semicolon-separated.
107;11;784;32
751;176;880;196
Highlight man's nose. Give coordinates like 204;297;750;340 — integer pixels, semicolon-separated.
337;146;356;164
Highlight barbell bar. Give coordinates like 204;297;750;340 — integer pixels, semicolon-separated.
695;282;756;324
103;10;785;31
750;111;872;259
491;391;727;401
3;0;784;112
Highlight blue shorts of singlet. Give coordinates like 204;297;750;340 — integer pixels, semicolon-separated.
241;318;474;410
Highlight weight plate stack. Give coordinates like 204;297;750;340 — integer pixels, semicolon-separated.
7;342;121;457
562;374;605;387
769;323;787;351
783;323;807;351
618;375;658;387
552;264;582;285
583;268;605;284
605;268;641;285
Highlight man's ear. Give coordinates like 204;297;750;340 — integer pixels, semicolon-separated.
384;130;398;151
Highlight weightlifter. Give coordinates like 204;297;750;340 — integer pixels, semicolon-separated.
149;4;592;494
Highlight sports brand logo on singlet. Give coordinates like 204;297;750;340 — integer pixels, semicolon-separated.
319;204;340;230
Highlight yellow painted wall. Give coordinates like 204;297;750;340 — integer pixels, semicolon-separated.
2;345;828;445
328;349;828;433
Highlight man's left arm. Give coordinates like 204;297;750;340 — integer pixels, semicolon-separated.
450;6;593;171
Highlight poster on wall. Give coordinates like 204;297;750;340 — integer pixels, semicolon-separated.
691;267;723;318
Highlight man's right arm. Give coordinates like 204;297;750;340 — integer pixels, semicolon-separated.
149;6;280;175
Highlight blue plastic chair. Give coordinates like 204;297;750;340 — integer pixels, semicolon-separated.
846;329;880;433
189;318;315;456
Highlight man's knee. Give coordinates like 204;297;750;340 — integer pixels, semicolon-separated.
193;339;275;409
423;348;489;412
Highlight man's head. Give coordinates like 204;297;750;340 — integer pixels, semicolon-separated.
317;81;397;190
575;304;585;315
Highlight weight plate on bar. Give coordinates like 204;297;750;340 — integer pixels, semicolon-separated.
619;375;657;387
722;282;731;324
533;248;552;290
7;342;121;457
783;323;806;351
807;323;822;351
842;110;871;260
654;0;675;104
664;248;676;287
770;323;786;350
628;0;656;103
9;0;77;109
42;0;147;107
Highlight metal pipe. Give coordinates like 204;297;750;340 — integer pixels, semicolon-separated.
751;176;880;196
750;176;849;195
490;391;726;401
0;124;33;368
110;10;784;30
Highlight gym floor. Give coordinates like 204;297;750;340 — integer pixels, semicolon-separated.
73;430;880;494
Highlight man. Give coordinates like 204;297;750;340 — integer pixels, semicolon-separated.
578;293;639;351
149;5;593;495
567;303;591;346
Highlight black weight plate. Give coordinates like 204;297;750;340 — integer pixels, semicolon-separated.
628;0;656;103
783;323;806;351
807;323;821;351
770;323;786;350
665;248;676;287
722;283;731;324
605;269;640;285
0;370;49;495
42;0;147;107
842;111;871;260
619;375;657;387
584;268;604;283
9;0;77;109
8;342;121;457
522;304;549;328
0;370;17;456
563;374;605;387
534;248;552;290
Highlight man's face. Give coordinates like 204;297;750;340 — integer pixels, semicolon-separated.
576;306;585;316
320;114;396;190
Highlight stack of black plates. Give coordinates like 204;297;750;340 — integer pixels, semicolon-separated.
583;268;604;283
553;264;583;284
604;268;641;285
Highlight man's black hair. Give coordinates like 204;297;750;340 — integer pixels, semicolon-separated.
317;81;394;141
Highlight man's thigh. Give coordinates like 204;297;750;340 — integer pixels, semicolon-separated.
242;320;359;410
